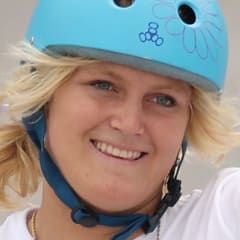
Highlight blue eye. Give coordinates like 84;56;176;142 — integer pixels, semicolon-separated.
153;95;176;107
91;81;113;91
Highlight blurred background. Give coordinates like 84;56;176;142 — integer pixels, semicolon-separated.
0;0;239;222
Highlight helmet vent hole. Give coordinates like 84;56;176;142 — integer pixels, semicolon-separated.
178;4;196;25
114;0;134;7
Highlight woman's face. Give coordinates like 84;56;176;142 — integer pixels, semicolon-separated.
46;61;192;214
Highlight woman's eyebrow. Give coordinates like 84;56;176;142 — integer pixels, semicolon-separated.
99;69;125;81
84;66;125;81
149;83;191;94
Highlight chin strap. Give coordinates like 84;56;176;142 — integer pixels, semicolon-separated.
23;108;186;240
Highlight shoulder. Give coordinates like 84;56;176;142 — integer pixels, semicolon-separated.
209;167;240;186
160;168;240;240
179;167;240;211
202;167;240;205
0;208;34;240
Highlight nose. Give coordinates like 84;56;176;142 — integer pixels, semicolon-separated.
109;101;145;136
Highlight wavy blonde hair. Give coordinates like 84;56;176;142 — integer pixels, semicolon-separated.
0;43;240;208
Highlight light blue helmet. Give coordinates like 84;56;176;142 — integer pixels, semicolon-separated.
26;0;228;91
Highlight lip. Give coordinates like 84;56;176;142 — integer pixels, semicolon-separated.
90;139;148;162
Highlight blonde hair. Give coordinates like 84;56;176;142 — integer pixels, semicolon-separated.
0;43;239;208
187;87;240;161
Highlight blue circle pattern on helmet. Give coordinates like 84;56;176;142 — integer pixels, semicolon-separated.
152;0;224;61
139;22;164;47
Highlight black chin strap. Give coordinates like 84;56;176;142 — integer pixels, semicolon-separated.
143;140;187;233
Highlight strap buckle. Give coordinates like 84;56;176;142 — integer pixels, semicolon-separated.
71;203;99;227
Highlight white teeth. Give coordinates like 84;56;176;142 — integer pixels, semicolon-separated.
107;145;113;154
94;141;143;160
113;147;120;156
133;152;141;159
102;143;107;152
119;150;126;158
127;151;133;159
133;152;140;159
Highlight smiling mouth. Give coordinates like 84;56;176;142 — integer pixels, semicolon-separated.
91;140;147;161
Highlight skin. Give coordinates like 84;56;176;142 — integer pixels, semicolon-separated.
34;61;192;240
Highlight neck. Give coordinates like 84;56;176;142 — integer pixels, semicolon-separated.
35;182;160;240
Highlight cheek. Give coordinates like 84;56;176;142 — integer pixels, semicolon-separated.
45;86;109;174
151;112;188;143
149;113;189;169
48;89;101;137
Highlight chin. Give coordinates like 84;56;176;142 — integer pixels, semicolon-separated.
79;185;157;215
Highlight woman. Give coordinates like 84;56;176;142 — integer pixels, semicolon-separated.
0;0;240;239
